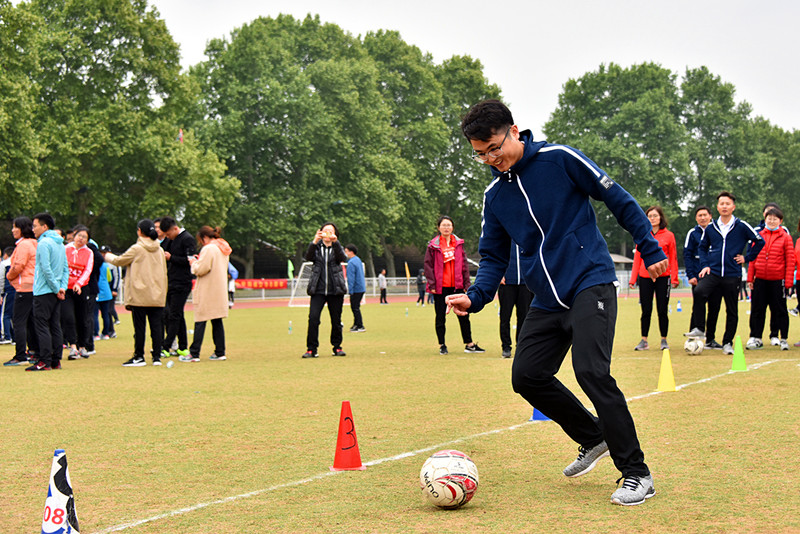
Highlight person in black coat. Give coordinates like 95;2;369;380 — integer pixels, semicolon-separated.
159;216;196;358
302;222;347;358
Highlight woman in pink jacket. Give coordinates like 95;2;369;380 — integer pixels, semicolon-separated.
63;225;94;359
423;216;483;355
3;217;39;366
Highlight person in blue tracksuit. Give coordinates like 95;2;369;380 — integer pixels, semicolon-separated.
344;244;366;332
497;242;532;358
684;206;723;348
689;191;764;354
447;100;668;506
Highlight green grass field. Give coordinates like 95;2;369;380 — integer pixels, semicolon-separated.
3;296;799;533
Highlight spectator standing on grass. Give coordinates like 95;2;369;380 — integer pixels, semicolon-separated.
415;269;427;306
28;213;68;371
159;216;195;359
629;206;679;351
687;191;764;355
378;269;388;304
302;222;348;358
344;244;366;333
746;206;793;351
684;206;723;350
1;246;15;344
108;260;121;324
104;219;167;367
424;215;484;356
183;226;231;362
447;100;668;505
4;217;39;366
96;255;116;339
84;239;104;354
227;262;238;308
62;225;94;361
498;242;533;358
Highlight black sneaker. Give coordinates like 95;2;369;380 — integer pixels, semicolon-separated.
439;344;448;355
122;356;146;367
333;348;346;357
705;340;723;350
51;360;62;370
302;350;318;359
25;361;52;371
3;357;28;366
152;357;162;366
464;343;485;353
502;348;512;358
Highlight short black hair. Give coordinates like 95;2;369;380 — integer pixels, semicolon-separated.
33;212;55;230
765;207;784;220
717;191;736;203
71;224;90;239
3;246;14;257
344;244;357;255
694;205;711;216
160;216;177;232
461;99;514;141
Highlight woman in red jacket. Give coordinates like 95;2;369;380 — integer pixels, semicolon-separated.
63;225;94;359
629;206;679;350
746;207;793;350
424;216;483;355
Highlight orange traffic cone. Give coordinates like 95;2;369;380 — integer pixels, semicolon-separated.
330;401;366;471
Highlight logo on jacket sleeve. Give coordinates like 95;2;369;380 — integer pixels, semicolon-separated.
599;175;614;190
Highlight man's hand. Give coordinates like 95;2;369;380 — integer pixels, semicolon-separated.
164;251;171;261
646;259;669;280
698;267;711;278
734;254;745;265
445;293;471;316
688;277;698;286
57;289;66;301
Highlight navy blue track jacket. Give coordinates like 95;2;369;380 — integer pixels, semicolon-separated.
466;130;666;313
698;217;764;277
683;225;704;281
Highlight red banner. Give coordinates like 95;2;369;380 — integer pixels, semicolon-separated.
235;278;288;290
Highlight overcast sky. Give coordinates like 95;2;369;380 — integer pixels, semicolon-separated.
151;0;797;139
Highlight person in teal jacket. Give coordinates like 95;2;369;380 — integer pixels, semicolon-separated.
29;213;69;371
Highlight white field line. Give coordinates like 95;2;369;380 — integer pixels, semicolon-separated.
92;359;786;533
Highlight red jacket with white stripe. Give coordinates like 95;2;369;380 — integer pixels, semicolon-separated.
748;227;794;286
66;243;94;290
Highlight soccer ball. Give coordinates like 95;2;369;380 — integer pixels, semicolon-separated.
419;450;479;509
684;337;704;355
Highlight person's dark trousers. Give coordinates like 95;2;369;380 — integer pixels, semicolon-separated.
416;289;425;304
689;283;721;337
162;286;191;351
13;291;39;360
61;289;92;348
33;293;63;367
512;283;649;477
349;292;365;329
637;276;670;338
2;287;15;340
749;279;789;339
306;293;345;352
498;284;533;351
433;288;473;346
380;288;388;303
190;318;225;357
693;274;740;345
98;300;115;336
85;292;98;351
131;306;164;360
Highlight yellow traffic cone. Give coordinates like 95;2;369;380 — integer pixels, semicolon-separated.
657;348;676;392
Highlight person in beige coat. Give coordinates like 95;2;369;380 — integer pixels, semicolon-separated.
182;226;231;362
103;219;167;367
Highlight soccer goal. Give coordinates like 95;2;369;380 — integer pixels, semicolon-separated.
287;261;350;307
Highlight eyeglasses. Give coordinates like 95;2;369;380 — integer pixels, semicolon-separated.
471;127;511;162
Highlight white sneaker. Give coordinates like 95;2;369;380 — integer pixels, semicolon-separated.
722;343;734;355
745;337;763;350
780;339;790;351
611;474;656;506
770;337;780;346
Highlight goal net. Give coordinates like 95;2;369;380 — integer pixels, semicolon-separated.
287;261;350;307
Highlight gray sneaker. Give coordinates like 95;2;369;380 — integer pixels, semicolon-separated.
660;339;669;350
722;343;734;355
611;474;656;506
633;340;649;351
684;327;705;338
563;441;610;478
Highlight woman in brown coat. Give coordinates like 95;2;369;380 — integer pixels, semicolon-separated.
182;226;231;362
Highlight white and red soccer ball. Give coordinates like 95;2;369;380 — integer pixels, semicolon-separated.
419;450;479;509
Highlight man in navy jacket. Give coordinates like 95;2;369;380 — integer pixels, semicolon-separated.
498;242;532;358
448;100;668;506
688;192;763;354
684;206;723;348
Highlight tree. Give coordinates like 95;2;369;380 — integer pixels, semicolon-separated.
22;0;236;245
0;0;44;217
